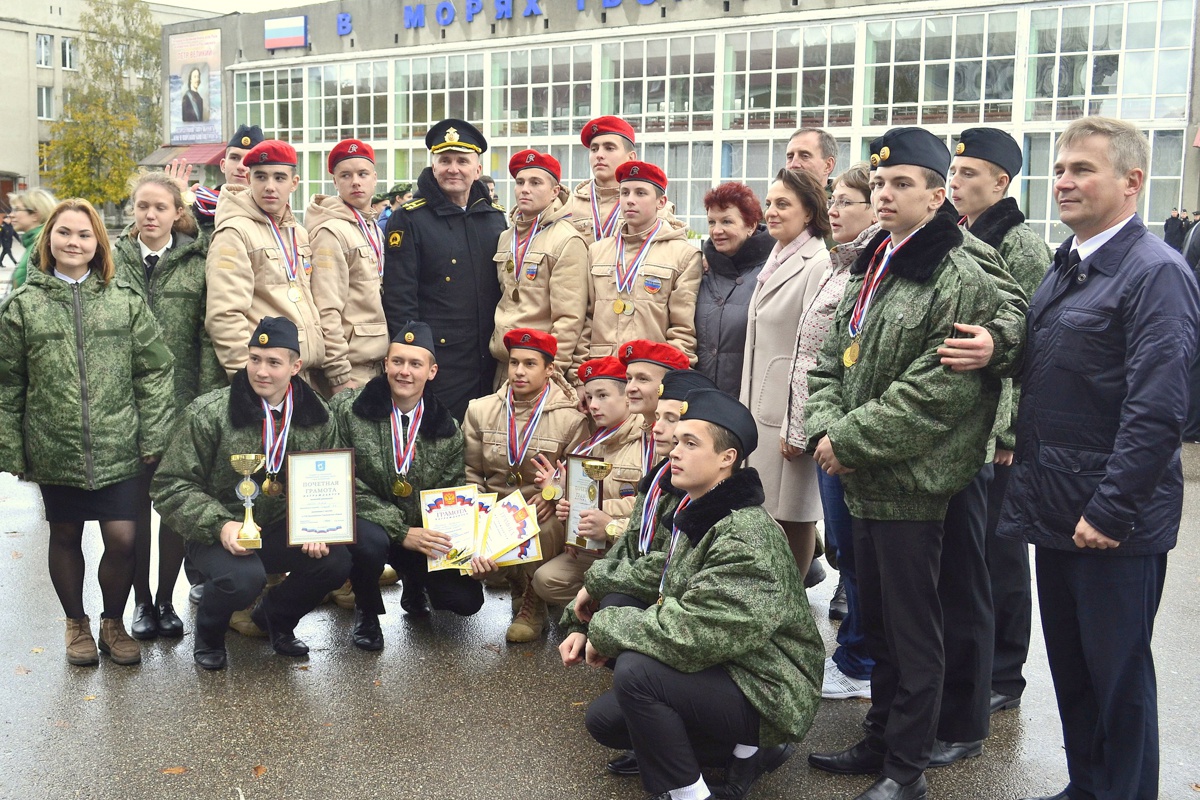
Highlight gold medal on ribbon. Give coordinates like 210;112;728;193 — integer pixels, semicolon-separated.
612;299;625;315
622;302;634;316
506;470;522;487
287;283;302;304
541;484;563;502
393;478;412;497
843;340;860;368
512;287;520;302
263;475;284;496
505;259;515;273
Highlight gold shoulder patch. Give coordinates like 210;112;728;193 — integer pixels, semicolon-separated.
491;202;506;212
402;198;426;211
388;231;404;248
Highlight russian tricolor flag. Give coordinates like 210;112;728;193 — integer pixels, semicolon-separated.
264;16;308;49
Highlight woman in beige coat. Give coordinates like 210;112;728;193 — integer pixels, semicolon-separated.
739;169;832;571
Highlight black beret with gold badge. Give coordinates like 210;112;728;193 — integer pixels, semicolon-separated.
868;127;950;178
249;316;300;354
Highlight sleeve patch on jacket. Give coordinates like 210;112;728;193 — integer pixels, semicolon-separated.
388;231;404;249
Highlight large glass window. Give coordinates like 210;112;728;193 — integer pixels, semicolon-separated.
603;36;714;134
36;86;53;120
492;45;590;137
396;55;482;141
235;68;305;143
36;34;53;68
61;37;78;71
308;60;387;143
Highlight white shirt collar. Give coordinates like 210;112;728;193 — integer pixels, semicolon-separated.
138;235;173;262
1070;215;1135;264
53;269;90;284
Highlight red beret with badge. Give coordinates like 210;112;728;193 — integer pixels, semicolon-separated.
327;139;375;173
615;161;668;192
578;356;627;384
503;328;558;358
617;340;689;370
581;116;637;148
508;149;561;182
245;139;298;168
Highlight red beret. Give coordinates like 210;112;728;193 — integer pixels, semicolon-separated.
617;340;689;371
581;116;636;148
245;139;297;168
508;149;561;182
327;139;375;173
615;161;667;192
503;328;557;358
578;356;627;383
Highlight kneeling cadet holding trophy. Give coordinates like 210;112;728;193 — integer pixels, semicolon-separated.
152;317;352;670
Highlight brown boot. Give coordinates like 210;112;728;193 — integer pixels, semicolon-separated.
330;579;357;610
505;580;546;643
507;569;530;615
65;617;99;666
378;565;400;587
229;607;265;637
98;617;141;665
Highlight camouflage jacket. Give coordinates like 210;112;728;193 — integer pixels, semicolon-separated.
964;198;1051;450
0;266;174;489
587;469;823;747
561;459;684;634
329;376;465;543
112;228;227;413
150;372;338;544
804;214;1009;521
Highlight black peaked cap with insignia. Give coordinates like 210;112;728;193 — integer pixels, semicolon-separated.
954;127;1023;179
659;369;717;401
250;316;300;354
869;127;950;178
425;118;487;155
392;320;436;355
227;124;265;150
679;388;758;457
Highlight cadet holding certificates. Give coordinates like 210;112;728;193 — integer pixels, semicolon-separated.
330;321;483;642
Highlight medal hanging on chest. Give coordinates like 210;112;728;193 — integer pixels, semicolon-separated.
509;213;543;304
573;424;622;458
844;229;919;367
505;383;551;486
260;386;294;497
613;220;662;318
656;493;693;604
266;214;303;304
591;183;621;241
638;460;670;556
348;203;385;278
390;399;424;498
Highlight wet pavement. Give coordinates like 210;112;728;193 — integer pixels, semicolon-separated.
1;455;1198;800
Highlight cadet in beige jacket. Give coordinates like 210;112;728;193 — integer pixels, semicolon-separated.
489;149;588;379
205;140;333;386
579;161;701;374
531;356;645;606
566;116;640;246
464;329;589;643
306;139;389;391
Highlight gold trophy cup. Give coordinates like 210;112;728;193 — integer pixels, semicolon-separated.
582;460;613;500
230;453;267;550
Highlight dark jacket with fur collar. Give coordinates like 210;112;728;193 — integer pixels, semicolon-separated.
806;213;1008;520
329;375;465;542
151;371;338;545
587;467;823;747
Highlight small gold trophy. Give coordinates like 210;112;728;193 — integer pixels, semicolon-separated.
582;460;613;502
230;453;267;550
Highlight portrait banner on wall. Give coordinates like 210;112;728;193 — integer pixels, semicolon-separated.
168;29;222;145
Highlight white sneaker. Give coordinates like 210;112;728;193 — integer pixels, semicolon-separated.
822;656;871;699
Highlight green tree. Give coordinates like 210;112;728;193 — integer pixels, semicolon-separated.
45;0;161;204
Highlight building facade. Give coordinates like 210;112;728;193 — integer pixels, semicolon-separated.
162;0;1199;240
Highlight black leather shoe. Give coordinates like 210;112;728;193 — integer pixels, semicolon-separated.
352;609;384;651
648;794;711;800
130;603;159;640
854;775;927;800
804;558;827;588
927;739;982;768
193;647;228;670
829;577;848;620
156;602;184;637
808;739;885;775
188;584;204;605
713;743;795;799
250;598;309;657
605;750;638;776
990;690;1021;714
400;576;430;616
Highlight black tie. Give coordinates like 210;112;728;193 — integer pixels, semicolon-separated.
144;254;159;283
271;408;282;423
401;413;410;440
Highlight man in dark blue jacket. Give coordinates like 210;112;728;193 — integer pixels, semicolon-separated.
998;117;1200;800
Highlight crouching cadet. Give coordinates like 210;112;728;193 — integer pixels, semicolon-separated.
152;317;352;670
582;389;823;800
330;321;483;640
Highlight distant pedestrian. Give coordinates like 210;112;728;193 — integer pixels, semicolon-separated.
5;188;56;288
0;214;16;266
1163;207;1184;250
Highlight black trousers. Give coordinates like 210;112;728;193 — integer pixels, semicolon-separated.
347;518;392;615
855;517;944;785
985;463;1032;697
586;650;760;794
387;539;484;616
1036;548;1167;800
937;465;995;742
186;520;351;647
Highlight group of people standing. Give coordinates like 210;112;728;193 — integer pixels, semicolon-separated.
0;108;1193;800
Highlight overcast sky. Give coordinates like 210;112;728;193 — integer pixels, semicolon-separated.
155;0;304;15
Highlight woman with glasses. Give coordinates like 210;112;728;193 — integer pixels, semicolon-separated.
6;188;57;289
784;161;880;701
739;168;832;576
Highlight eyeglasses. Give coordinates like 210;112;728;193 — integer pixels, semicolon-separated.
828;199;871;210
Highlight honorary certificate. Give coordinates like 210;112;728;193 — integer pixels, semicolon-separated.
565;454;606;550
494;529;542;567
421;485;478;571
483;491;540;561
286;450;356;546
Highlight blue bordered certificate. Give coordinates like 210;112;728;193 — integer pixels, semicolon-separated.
286;450;356;546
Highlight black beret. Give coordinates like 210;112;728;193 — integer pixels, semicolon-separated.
954;128;1023;179
250;316;300;354
391;320;436;354
869;127;950;178
426;118;487;155
227;124;265;151
658;369;717;402
679;388;758;457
